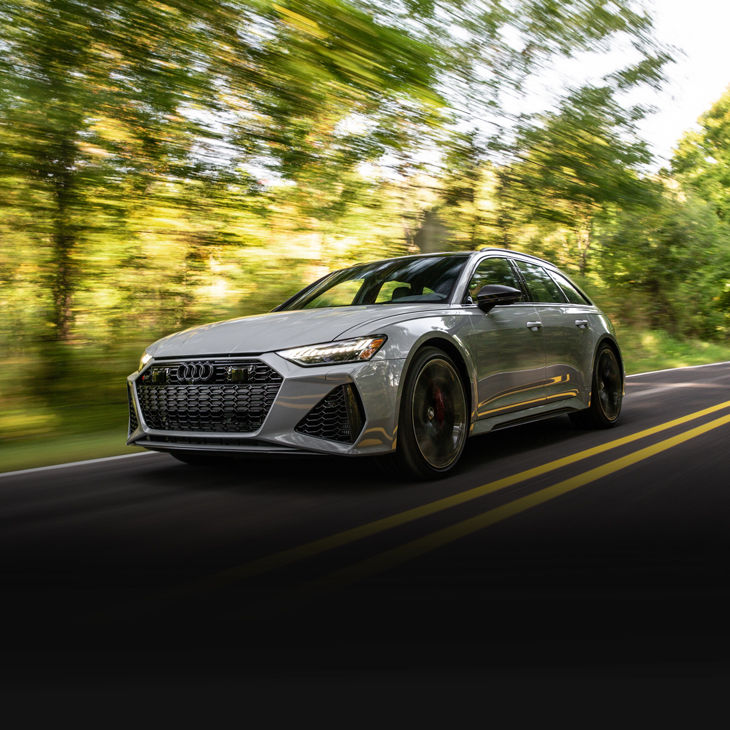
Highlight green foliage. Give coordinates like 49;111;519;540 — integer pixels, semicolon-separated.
495;84;659;272
2;0;729;468
596;189;730;339
673;88;730;222
616;328;730;375
507;86;655;220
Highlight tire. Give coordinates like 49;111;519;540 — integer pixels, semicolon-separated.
569;343;623;429
396;347;469;480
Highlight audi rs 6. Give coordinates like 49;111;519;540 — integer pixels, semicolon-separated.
127;249;624;479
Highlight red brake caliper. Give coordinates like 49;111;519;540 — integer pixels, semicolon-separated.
433;385;446;426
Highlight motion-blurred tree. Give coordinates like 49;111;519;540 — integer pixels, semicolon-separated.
0;0;237;341
496;85;659;272
362;0;672;256
672;87;730;222
6;0;712;450
0;0;445;343
597;186;730;337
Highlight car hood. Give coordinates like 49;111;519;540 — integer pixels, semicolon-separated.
147;304;448;357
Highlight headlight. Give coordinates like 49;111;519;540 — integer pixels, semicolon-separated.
138;351;152;371
277;335;387;367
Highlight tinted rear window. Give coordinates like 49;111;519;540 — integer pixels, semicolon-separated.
549;270;591;305
515;261;567;303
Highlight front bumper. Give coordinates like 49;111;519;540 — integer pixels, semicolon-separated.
126;352;405;457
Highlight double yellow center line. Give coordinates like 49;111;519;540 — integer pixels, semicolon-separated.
204;399;730;590
318;409;730;586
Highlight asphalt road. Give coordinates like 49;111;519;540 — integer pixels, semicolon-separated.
3;362;730;692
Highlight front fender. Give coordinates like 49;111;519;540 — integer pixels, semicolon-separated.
374;312;479;435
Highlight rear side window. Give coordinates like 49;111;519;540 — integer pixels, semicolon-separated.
549;270;591;305
466;257;523;303
514;261;566;303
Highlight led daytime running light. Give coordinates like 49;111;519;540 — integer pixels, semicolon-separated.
139;352;152;371
278;336;387;366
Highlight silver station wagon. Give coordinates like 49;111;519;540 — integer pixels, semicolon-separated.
127;249;624;479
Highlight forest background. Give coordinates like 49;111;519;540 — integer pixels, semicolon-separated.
2;0;730;470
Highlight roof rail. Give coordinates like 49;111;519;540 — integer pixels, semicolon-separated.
478;247;554;266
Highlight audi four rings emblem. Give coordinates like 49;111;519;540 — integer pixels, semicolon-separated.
177;362;214;383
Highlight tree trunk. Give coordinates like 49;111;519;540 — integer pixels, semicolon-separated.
577;217;592;274
414;208;449;253
49;140;77;343
494;172;512;250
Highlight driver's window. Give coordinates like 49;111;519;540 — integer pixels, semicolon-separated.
466;258;522;303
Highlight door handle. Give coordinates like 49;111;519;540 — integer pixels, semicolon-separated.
526;321;543;331
575;319;589;328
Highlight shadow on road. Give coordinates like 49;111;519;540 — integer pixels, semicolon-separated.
144;414;587;496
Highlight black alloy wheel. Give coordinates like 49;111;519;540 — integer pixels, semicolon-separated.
397;347;468;480
570;343;623;429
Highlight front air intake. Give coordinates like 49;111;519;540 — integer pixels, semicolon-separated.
295;384;365;444
127;383;139;435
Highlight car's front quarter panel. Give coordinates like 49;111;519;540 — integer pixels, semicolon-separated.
358;309;480;429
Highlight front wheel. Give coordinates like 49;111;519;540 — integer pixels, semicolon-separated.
570;343;623;429
396;347;469;480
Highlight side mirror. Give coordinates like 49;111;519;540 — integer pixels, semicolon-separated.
476;284;523;313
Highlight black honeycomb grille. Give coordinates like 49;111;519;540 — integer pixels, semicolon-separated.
295;384;364;444
128;384;139;435
135;360;282;433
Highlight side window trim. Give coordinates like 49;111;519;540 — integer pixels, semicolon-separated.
546;268;593;306
508;257;531;302
511;257;539;302
504;258;530;302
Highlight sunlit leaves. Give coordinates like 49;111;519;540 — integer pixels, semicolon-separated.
0;0;680;356
492;83;658;271
673;88;730;222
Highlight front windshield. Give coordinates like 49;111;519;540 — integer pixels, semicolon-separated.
281;254;470;310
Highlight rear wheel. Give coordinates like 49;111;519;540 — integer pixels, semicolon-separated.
570;343;623;429
396;347;468;480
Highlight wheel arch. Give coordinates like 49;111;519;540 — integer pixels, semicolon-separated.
394;334;478;436
594;335;625;390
